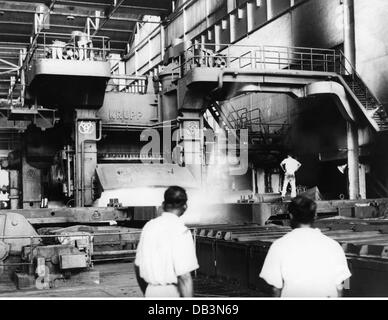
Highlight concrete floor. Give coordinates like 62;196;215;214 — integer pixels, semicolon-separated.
0;262;265;298
0;262;143;297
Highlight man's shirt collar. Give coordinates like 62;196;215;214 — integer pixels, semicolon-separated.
161;212;180;219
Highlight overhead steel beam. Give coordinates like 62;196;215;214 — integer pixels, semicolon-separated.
92;0;126;37
0;21;32;26
0;54;20;59
0;34;30;41
0;1;155;23
56;0;169;13
1;0;169;13
0;33;30;38
110;39;130;44
0;42;29;48
0;20;133;34
48;24;133;33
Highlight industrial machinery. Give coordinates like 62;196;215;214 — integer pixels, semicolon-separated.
0;29;210;291
0;211;140;289
2;33;388;227
2;21;386;217
2;1;388;297
0;31;203;222
194;215;388;297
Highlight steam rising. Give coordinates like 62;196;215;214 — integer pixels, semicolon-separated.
94;136;253;226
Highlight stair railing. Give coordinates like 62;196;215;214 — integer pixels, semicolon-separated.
338;50;383;112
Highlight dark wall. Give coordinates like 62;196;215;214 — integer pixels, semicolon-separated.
292;0;343;48
288;97;348;198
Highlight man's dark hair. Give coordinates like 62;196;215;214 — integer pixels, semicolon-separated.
163;186;188;211
288;195;317;225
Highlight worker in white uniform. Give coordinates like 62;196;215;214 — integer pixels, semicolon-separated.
134;186;199;297
280;154;301;198
260;196;351;298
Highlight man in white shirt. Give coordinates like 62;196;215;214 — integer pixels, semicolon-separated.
280;154;301;198
260;196;351;298
134;186;199;297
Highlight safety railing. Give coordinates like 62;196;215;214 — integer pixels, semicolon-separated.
167;43;388;131
221;104;289;134
107;77;148;94
336;50;388;130
247;122;291;138
225;106;245;128
172;43;340;76
228;107;260;130
338;50;384;112
25;32;111;66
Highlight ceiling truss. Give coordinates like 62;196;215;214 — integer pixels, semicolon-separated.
0;0;172;99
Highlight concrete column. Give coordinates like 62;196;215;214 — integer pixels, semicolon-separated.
182;7;188;42
267;0;274;20
347;121;360;199
205;0;210;29
358;127;369;199
343;0;356;69
359;163;367;199
160;25;165;61
215;24;221;51
251;167;256;194
227;0;236;13
247;2;254;32
230;14;236;43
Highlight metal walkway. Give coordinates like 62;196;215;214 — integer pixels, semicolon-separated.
177;44;388;132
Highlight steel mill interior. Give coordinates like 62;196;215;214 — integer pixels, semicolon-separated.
1;0;388;298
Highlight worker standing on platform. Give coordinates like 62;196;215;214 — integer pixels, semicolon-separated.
260;196;351;298
280;154;301;198
134;186;199;297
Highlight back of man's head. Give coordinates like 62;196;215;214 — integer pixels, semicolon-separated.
288;195;317;226
163;186;188;213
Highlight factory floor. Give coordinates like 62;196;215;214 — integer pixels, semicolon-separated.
0;262;265;298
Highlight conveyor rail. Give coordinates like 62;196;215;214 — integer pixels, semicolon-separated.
193;220;388;296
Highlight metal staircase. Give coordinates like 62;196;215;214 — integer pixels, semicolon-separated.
339;53;388;131
344;76;388;131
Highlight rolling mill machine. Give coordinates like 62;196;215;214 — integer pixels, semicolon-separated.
0;31;206;289
2;22;388;295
